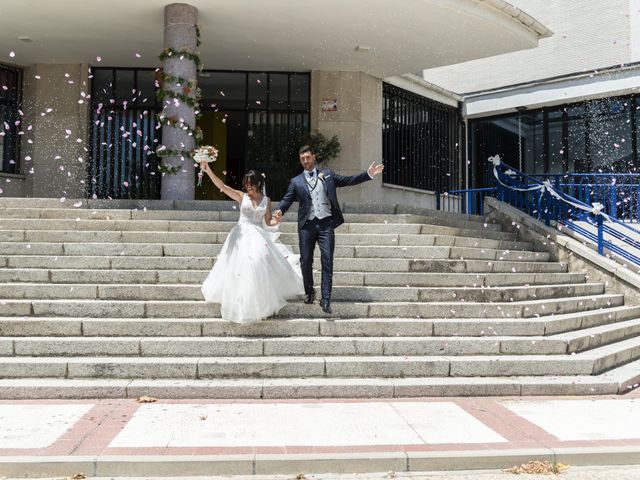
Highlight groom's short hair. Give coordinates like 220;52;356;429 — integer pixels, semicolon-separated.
299;145;315;156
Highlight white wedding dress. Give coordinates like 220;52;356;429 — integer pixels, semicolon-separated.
201;194;304;323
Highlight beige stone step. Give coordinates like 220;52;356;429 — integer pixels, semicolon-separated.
0;294;624;319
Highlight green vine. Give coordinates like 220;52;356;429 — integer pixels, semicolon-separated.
159;48;202;70
156;147;194;160
156;24;203;174
156;88;201;109
157;163;183;175
157;115;202;141
159;72;197;92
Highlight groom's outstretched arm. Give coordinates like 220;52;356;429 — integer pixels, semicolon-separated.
333;161;384;187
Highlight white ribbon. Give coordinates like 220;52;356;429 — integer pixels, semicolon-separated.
490;156;611;221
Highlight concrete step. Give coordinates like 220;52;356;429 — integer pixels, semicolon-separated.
0;208;502;230
0;294;624;319
0;347;618;378
552;317;640;353
0;229;532;250
1;255;568;273
0;218;518;240
1;306;638;338
0;242;548;262
0;374;626;399
433;305;640;337
0;355;591;379
580;336;640;375
0;268;586;286
0;334;579;357
0;282;604;302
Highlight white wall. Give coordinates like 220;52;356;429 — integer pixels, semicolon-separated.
632;0;640;61
464;65;640;118
423;0;632;94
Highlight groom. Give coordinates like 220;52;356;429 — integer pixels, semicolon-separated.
274;145;384;314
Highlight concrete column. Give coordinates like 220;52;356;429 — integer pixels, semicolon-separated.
310;71;383;204
160;3;198;200
21;64;90;198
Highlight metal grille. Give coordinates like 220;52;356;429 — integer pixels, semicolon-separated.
89;108;160;199
0;64;22;174
89;68;161;199
382;82;462;192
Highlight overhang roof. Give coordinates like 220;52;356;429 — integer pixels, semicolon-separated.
0;0;550;78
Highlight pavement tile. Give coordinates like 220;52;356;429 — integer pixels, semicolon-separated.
1;396;640;475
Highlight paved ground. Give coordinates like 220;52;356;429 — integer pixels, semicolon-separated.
3;392;640;477
7;469;640;479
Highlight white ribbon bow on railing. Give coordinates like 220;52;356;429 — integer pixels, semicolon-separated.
489;155;611;221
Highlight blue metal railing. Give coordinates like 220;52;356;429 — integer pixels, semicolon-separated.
435;187;496;216
436;161;640;268
528;173;640;223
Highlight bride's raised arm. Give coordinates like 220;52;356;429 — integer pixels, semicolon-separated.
199;163;243;203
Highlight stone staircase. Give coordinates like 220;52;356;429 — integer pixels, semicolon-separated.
0;198;639;399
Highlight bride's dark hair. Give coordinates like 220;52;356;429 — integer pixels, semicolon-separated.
242;170;265;192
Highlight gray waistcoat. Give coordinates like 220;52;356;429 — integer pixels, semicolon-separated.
306;173;332;220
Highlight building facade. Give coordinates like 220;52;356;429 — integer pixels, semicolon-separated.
423;0;640;189
0;0;550;205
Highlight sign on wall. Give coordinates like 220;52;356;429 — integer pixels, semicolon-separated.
321;98;338;112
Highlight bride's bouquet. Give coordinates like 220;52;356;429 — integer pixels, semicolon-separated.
194;145;219;186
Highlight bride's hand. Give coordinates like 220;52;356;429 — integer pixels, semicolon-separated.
199;162;210;172
269;216;282;226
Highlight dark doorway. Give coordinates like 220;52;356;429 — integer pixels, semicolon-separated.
197;71;310;201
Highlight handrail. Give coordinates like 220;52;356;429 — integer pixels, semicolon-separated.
527;172;640;222
489;157;640;267
435;187;496;215
529;173;640;178
435;157;640;268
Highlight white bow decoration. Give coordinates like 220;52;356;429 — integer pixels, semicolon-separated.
489;155;610;221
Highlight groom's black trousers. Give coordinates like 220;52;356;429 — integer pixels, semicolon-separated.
299;216;335;301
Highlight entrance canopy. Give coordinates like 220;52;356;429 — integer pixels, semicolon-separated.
0;0;550;78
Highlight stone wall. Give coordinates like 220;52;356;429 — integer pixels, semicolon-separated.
310;71;383;204
21;63;90;198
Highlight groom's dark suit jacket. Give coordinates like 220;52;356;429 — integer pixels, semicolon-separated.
278;168;372;230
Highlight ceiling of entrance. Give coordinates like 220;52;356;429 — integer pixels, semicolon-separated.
0;0;550;78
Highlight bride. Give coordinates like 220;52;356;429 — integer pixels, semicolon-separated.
199;162;304;323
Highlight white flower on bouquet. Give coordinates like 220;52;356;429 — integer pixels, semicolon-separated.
195;146;219;186
194;145;219;163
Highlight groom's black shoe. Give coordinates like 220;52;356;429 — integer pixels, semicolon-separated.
304;291;315;304
320;298;332;314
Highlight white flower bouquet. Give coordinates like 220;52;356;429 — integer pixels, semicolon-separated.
195;145;219;185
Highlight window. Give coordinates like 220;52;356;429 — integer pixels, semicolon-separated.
89;68;161;200
383;82;462;192
0;64;22;174
567;105;587;172
90;68;310;200
587;97;633;172
547;109;564;174
470;94;640;186
521;111;545;174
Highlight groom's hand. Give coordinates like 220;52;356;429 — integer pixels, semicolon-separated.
274;209;283;221
368;161;384;177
